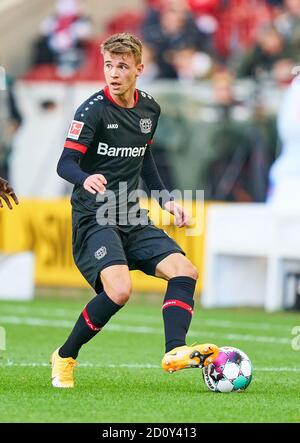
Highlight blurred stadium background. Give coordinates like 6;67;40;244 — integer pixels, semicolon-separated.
1;0;300;308
1;0;300;423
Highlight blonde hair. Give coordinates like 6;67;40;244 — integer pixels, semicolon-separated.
101;33;143;64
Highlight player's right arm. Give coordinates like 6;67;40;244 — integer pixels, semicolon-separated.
57;150;106;194
57;103;107;194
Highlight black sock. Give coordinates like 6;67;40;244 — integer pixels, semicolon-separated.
162;276;196;353
59;291;123;359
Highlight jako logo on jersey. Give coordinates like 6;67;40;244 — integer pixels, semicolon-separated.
94;246;107;260
97;142;147;157
68;120;84;140
107;123;118;129
139;118;152;134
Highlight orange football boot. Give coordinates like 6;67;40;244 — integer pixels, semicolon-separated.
162;343;219;373
50;348;77;388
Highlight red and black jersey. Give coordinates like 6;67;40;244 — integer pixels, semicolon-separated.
64;86;161;216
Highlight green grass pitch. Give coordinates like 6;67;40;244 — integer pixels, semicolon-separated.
0;291;300;423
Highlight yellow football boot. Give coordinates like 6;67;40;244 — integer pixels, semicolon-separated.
162;343;219;373
50;349;77;388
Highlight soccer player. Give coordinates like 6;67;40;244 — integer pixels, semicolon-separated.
52;33;219;388
0;177;19;209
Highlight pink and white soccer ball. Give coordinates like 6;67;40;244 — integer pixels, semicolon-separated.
202;346;253;393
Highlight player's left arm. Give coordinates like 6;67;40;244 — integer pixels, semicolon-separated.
141;148;189;228
0;177;19;209
164;199;190;228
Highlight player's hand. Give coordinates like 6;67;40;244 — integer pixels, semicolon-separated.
164;200;190;228
83;174;107;195
0;177;19;210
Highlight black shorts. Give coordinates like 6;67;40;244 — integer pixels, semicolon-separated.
72;218;185;293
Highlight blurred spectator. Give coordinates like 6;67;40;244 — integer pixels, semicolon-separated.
188;0;219;42
0;76;22;180
32;0;92;77
237;26;296;81
0;177;19;210
214;0;273;60
211;71;250;119
271;58;295;87
170;44;213;81
267;77;300;210
274;0;300;47
137;43;160;85
206;71;271;201
267;0;284;5
143;0;213;78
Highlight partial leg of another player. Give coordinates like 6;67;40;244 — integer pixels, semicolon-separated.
50;264;131;388
155;253;219;373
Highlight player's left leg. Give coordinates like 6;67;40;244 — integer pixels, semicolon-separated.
126;224;219;373
155;253;219;373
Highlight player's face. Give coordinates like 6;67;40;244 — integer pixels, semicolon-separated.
103;51;144;98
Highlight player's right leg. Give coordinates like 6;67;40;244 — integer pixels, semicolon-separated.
50;226;131;388
51;264;131;388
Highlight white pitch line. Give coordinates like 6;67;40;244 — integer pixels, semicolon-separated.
1;361;160;369
1;361;300;373
0;315;292;345
197;318;292;332
257;367;300;372
205;332;290;345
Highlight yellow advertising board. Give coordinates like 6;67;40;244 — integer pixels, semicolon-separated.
0;198;207;293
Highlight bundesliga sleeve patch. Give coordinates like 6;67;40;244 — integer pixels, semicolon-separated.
68;120;84;140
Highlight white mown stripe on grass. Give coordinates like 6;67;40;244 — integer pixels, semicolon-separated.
0;316;157;334
0;304;294;332
0;315;291;344
0;305;76;317
1;361;300;372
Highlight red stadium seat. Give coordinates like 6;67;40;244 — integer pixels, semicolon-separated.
188;0;220;15
72;40;105;81
23;40;105;82
106;11;145;36
23;64;60;81
213;0;272;57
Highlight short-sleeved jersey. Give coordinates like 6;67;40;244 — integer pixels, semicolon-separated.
65;86;161;221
